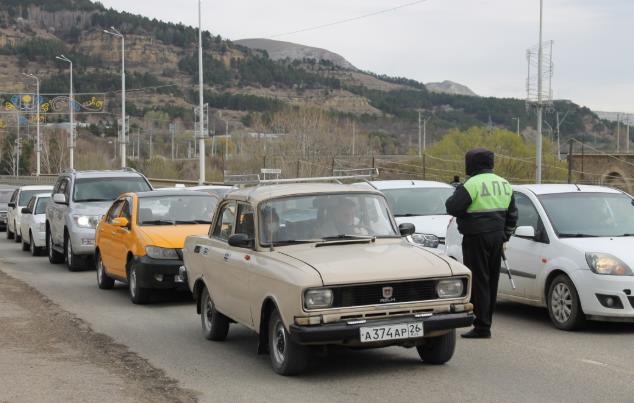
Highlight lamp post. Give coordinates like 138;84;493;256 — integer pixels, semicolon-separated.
197;0;205;185
512;117;520;136
56;54;74;170
23;73;40;176
103;27;126;168
535;0;544;183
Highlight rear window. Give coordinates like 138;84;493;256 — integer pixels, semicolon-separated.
19;190;50;206
73;177;151;202
35;197;50;215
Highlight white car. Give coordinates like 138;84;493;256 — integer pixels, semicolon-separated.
446;184;634;330
20;193;51;256
189;185;236;198
6;185;53;243
366;180;455;251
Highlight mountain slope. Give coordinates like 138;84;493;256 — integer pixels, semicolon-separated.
425;80;477;97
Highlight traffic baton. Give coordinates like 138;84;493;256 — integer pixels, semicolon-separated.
501;249;516;290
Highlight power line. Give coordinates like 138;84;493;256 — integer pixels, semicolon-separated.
267;0;432;39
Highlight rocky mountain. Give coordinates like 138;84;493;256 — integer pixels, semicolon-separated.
425;80;477;97
235;38;357;70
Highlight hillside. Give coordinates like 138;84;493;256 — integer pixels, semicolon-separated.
425;80;477;97
0;0;618;156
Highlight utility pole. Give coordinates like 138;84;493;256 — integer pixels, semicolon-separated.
104;27;126;168
627;116;631;154
225;120;229;159
423;117;427;152
197;0;205;185
56;55;74;169
137;128;140;160
535;0;544;183
15;111;20;176
418;111;422;158
149;128;154;159
352;120;356;156
170;122;175;160
616;113;621;153
23;73;41;175
512;117;520;136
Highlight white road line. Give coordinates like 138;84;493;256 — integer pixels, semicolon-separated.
580;359;608;367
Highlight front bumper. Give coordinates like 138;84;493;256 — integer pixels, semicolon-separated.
33;230;47;248
131;255;187;290
289;311;474;345
67;226;96;255
573;270;634;320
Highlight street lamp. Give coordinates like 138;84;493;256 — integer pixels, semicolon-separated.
23;73;41;176
417;110;430;157
197;0;206;185
103;26;126;168
511;117;520;136
56;54;74;170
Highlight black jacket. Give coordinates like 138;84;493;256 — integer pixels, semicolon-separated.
445;148;518;237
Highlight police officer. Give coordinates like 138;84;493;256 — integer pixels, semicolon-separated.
446;148;518;339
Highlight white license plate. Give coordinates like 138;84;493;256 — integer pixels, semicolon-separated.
359;322;424;343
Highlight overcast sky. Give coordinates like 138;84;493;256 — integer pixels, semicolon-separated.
99;0;633;113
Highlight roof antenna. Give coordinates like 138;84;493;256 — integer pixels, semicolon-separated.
574;183;581;191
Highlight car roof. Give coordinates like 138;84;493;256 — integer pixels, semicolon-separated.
369;180;454;190
514;184;624;195
190;185;234;190
18;185;54;191
64;170;146;179
228;183;384;203
134;190;213;198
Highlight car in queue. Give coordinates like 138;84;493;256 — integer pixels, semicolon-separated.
446;184;634;330
364;180;455;251
182;182;474;375
6;185;53;242
0;187;16;231
95;190;219;304
46;169;153;271
19;193;51;256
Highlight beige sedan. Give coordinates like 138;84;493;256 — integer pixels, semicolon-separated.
182;183;474;375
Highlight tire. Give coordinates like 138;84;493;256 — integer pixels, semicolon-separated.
268;309;308;376
416;329;456;365
128;263;151;304
547;274;585;331
30;232;39;256
96;252;115;290
200;286;229;341
65;233;82;272
47;231;64;264
14;222;21;243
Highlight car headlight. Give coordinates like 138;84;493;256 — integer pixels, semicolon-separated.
437;279;465;298
585;252;633;276
411;233;440;248
145;246;180;260
304;289;333;309
73;215;100;229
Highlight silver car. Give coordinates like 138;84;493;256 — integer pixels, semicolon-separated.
46;169;152;271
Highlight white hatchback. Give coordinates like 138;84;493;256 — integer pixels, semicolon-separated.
20;193;51;256
367;180;455;251
446;184;634;330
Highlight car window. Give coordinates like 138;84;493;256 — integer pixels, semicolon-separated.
120;198;132;221
63;179;71;200
27;196;36;211
212;202;236;241
382;187;455;216
514;192;540;229
52;178;62;194
0;189;14;203
137;195;216;225
235;204;255;239
35;197;50;215
19;190;49;206
10;189;18;203
57;180;67;197
73;177;151;202
106;200;124;224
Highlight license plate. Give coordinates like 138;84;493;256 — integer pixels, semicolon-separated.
359;322;424;343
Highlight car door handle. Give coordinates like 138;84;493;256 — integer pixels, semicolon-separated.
194;245;201;254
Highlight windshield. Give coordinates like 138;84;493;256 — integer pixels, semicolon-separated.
19;190;49;206
382;187;454;216
539;192;634;238
137;195;217;225
258;193;397;245
73;177;151;202
0;190;13;203
35;197;50;215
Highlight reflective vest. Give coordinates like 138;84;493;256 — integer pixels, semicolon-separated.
464;173;513;213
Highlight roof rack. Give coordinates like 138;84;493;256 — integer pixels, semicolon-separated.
332;167;379;178
122;167;138;173
224;173;262;185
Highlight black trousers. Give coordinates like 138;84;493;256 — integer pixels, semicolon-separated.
462;231;505;332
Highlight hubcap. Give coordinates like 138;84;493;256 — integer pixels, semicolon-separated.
66;241;72;265
48;234;53;258
130;269;137;298
204;294;214;332
30;235;35;254
272;321;287;365
551;283;573;323
97;257;103;282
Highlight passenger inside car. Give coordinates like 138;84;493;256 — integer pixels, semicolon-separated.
260;207;281;243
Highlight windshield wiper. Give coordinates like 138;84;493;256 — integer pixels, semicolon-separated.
394;213;421;217
141;220;175;225
558;233;599;238
76;198;111;202
270;239;320;246
316;234;376;246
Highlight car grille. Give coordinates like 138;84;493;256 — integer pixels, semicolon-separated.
330;278;464;308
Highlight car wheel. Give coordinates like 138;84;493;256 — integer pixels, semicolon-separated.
268;309;308;376
48;231;64;264
96;252;115;290
200;286;229;341
30;232;39;256
416;329;456;365
128;263;151;304
14;223;21;243
65;233;82;272
547;274;585;330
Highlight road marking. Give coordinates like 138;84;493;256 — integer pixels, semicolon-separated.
580;359;608;367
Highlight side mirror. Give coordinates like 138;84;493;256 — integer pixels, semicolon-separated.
21;207;32;214
515;226;536;238
399;223;416;237
228;233;253;248
53;193;67;204
8;202;15;208
112;217;129;228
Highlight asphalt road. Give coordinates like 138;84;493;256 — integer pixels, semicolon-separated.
1;237;634;403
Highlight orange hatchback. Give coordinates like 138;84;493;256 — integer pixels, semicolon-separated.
95;190;218;304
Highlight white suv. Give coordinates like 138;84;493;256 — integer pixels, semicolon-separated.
446;184;634;330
